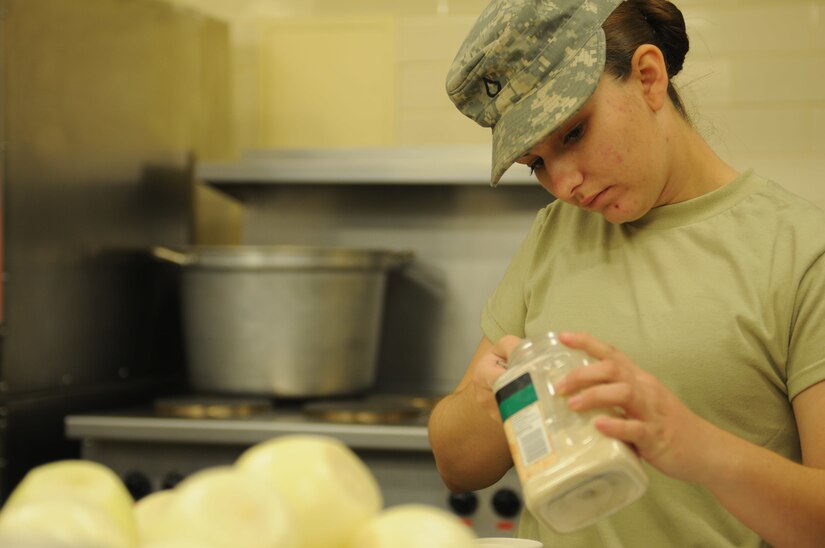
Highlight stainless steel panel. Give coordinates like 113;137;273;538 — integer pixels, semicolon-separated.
1;385;164;503
0;0;231;498
0;0;231;395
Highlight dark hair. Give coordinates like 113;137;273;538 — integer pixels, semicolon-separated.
602;0;690;119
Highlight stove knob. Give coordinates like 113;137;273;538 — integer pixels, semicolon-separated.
162;471;186;490
492;488;521;518
447;492;478;517
123;471;152;501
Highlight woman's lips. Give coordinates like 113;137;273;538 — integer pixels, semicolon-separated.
580;187;611;208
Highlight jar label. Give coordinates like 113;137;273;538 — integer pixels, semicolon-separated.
496;372;538;421
496;373;556;482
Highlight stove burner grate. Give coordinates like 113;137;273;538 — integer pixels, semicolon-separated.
301;394;441;425
154;396;273;419
150;393;442;425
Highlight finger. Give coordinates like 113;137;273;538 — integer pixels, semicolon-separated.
474;337;521;390
555;358;624;395
558;331;617;361
468;365;506;424
491;334;524;364
592;415;649;453
476;357;508;389
567;382;636;415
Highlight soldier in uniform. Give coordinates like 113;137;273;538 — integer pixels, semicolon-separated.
428;1;825;546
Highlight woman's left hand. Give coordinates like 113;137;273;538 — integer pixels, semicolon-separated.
556;331;715;483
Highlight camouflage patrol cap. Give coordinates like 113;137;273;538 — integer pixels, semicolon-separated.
447;0;624;185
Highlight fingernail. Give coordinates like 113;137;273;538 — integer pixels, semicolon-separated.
554;379;568;394
567;395;582;410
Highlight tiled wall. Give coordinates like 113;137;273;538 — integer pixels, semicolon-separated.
166;0;825;205
676;1;825;207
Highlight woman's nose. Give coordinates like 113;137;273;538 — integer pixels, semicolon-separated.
543;160;582;202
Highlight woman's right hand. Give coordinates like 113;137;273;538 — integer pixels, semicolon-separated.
471;334;525;423
429;335;523;491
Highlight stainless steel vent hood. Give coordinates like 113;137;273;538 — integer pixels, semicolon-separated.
196;145;536;186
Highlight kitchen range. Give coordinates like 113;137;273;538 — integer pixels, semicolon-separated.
65;393;523;538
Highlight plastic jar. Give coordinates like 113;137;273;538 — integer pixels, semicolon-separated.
492;332;649;533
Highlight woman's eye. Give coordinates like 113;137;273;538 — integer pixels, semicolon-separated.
529;157;544;175
563;123;585;145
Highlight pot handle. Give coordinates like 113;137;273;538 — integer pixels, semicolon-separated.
151;246;196;266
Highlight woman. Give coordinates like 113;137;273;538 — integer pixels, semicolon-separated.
428;0;825;546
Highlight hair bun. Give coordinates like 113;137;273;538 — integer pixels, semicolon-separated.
633;0;689;77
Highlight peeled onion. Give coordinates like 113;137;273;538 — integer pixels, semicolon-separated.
133;488;178;545
142;539;222;548
2;460;137;546
0;498;132;548
160;466;298;548
351;504;477;548
236;435;383;548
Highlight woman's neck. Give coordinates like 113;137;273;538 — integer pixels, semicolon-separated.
665;115;741;204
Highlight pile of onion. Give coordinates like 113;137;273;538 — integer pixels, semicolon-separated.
0;435;478;548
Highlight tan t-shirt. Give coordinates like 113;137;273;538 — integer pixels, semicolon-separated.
481;170;825;547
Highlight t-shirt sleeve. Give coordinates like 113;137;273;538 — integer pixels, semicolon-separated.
480;205;551;343
787;251;825;400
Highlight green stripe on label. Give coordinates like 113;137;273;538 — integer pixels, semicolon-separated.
498;383;538;422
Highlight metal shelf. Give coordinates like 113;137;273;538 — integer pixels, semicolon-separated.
196;145;536;186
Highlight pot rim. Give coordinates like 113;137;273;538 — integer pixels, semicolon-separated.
152;245;413;271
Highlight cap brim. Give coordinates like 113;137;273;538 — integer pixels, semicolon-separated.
489;29;607;186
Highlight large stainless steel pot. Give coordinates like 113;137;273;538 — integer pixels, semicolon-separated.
153;245;412;397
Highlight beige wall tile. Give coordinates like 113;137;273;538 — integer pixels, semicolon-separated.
677;57;734;106
312;0;444;17
731;54;825;103
398;108;489;145
813;108;825;152
398;16;477;62
685;4;821;54
701;106;814;155
437;0;492;15
814;3;825;49
400;62;454;109
255;17;397;147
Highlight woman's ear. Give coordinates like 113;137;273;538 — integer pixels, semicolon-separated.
631;44;669;112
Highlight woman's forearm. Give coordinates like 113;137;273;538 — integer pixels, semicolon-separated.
429;336;519;492
696;424;825;548
428;383;512;493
